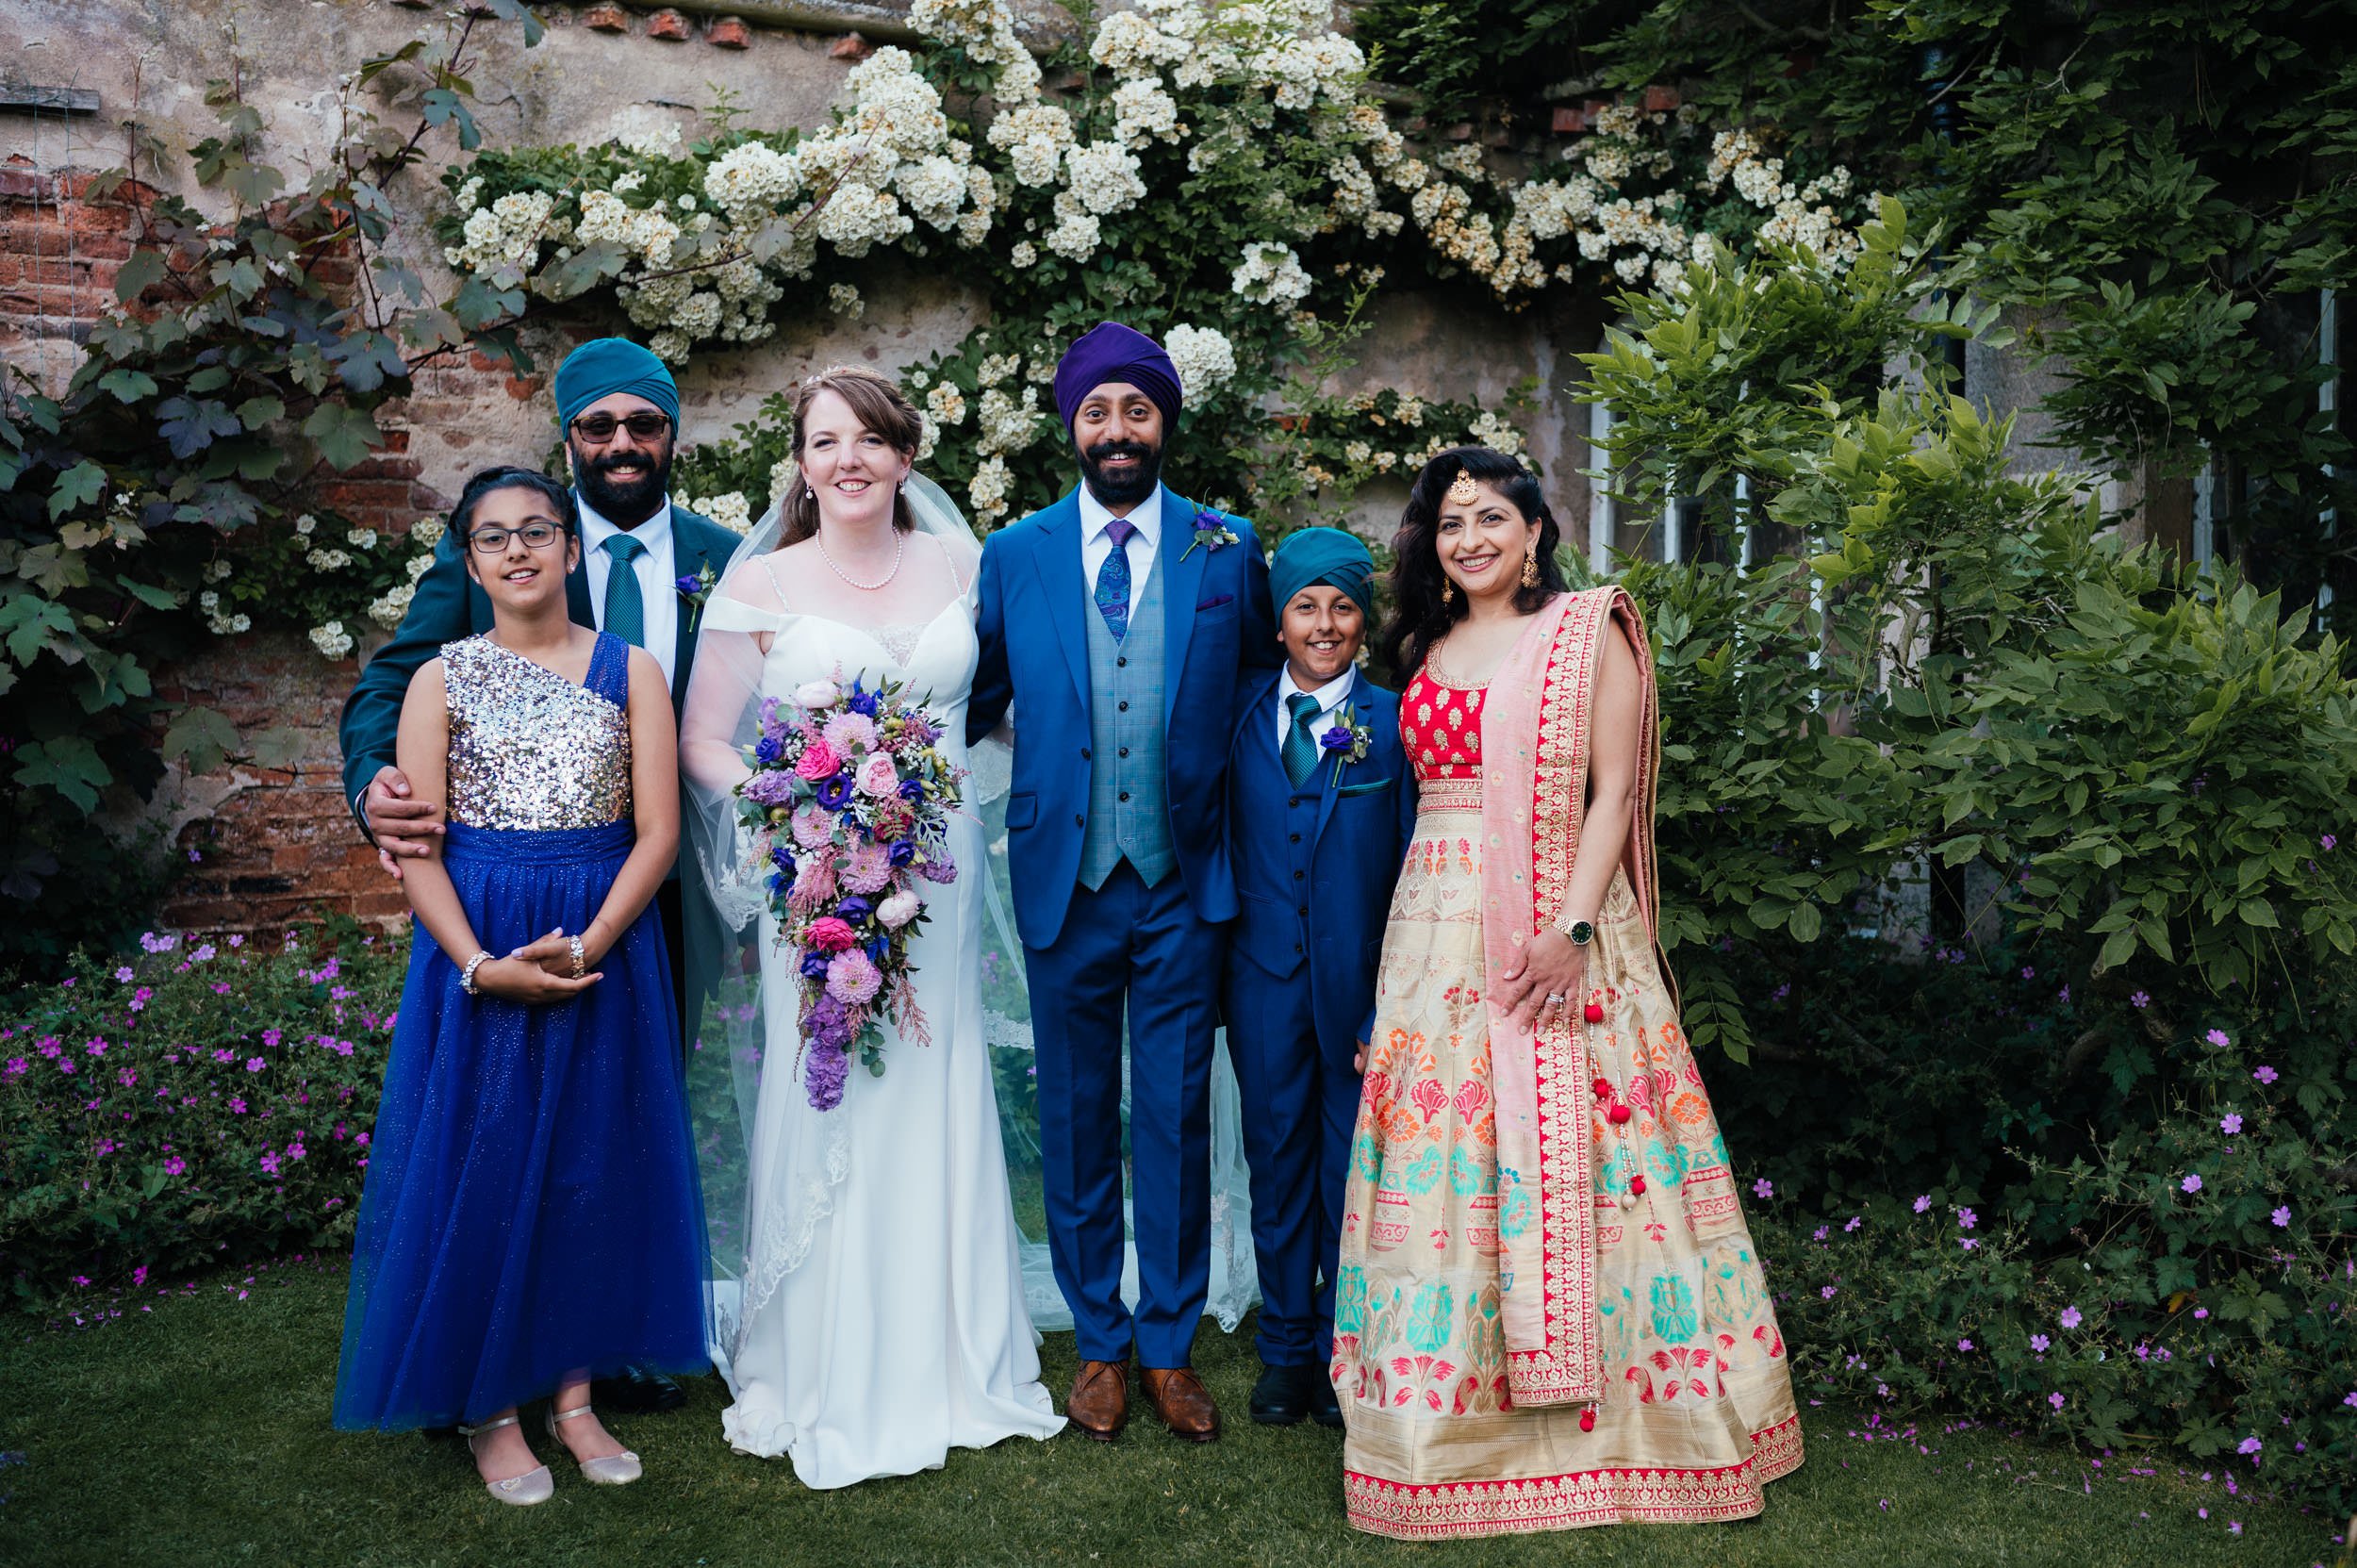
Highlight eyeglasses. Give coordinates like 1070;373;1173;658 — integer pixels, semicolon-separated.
469;521;568;553
569;411;673;444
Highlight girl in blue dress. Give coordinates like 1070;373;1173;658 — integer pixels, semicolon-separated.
334;467;706;1505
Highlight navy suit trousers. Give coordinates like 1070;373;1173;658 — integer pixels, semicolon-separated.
1022;863;1224;1368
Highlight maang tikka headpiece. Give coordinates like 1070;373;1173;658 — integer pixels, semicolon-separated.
1445;468;1481;506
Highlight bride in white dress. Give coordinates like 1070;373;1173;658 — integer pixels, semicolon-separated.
678;367;1064;1486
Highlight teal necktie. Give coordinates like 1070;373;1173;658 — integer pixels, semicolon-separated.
1282;691;1324;788
601;532;646;647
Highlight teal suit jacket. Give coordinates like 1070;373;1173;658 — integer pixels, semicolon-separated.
336;500;737;831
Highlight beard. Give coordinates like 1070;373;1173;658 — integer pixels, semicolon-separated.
572;440;674;528
1077;436;1163;510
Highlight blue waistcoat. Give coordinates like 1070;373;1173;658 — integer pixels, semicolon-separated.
1079;552;1176;889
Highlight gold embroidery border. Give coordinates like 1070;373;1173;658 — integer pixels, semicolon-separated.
1506;588;1609;1405
1343;1412;1805;1541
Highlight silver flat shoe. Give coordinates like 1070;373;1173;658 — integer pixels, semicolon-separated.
548;1401;643;1486
458;1414;554;1507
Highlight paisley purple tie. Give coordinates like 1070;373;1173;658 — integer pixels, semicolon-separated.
1095;518;1137;641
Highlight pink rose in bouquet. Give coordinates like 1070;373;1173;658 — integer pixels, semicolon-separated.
794;738;841;781
855;752;900;798
804;916;858;953
877;888;923;930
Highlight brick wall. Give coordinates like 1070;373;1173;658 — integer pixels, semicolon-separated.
0;156;528;937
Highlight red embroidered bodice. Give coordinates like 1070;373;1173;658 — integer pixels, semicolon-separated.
1402;666;1485;782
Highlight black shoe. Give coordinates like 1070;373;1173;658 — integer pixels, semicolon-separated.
1249;1362;1316;1426
594;1364;686;1413
1310;1371;1343;1428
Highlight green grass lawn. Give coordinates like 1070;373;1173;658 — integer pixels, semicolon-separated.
0;1259;2340;1568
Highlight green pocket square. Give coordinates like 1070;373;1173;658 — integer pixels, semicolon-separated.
1335;778;1394;797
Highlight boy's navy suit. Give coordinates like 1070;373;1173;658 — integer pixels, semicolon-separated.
1221;665;1415;1368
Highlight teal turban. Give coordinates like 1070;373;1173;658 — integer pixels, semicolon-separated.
1270;526;1376;619
553;338;680;431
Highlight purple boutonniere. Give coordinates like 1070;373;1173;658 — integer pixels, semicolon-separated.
677;563;718;631
1322;703;1373;786
1179;506;1240;564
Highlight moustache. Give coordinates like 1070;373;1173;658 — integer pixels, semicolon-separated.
1083;439;1156;465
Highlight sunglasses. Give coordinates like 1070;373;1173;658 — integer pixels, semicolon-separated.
569;411;673;444
470;521;569;553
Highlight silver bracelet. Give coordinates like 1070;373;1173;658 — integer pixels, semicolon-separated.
568;934;586;979
460;950;493;996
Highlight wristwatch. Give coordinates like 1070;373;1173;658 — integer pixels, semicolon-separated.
1561;917;1595;947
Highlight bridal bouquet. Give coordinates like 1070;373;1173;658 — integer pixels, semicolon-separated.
735;670;963;1111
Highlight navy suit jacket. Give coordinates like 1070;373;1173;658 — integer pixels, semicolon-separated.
337;500;738;825
968;484;1277;949
1226;668;1417;1053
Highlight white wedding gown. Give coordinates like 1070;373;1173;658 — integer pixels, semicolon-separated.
698;569;1065;1486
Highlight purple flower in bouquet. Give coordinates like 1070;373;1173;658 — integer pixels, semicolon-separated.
841;841;897;894
754;734;785;766
888;839;917;867
805;1041;849;1110
743;769;799;807
770;844;795;875
898;777;928;801
847;686;882;718
826;949;882;1005
836;896;875;924
799;950;832;980
824;712;880;755
896;714;939;750
808;990;854;1045
816;776;854;811
918;854;959;884
790;805;835;850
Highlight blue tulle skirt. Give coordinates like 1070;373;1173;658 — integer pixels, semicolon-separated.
334;820;707;1431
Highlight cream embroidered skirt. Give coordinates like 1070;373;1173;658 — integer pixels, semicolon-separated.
1333;797;1803;1539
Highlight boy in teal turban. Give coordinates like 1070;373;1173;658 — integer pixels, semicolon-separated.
1222;522;1417;1428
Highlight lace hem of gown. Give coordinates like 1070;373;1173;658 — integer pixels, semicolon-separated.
733;1113;853;1356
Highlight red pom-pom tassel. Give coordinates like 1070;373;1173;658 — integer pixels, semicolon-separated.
1592;1076;1613;1098
1631;1174;1648;1196
1607;1104;1633;1125
1578;1407;1597;1432
1583;1001;1606;1023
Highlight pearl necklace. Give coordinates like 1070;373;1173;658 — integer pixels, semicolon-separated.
816;530;906;591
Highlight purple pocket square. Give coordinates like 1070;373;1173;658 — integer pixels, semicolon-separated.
1195;593;1234;611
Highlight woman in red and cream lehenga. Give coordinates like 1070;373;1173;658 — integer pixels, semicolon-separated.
1333;446;1801;1540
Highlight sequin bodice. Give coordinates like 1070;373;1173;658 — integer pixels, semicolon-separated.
444;634;633;830
1403;666;1485;784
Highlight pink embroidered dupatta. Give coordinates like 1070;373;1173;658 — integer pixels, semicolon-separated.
1478;586;1661;1409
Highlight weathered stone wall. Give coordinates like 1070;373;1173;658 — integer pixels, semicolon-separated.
0;0;1608;934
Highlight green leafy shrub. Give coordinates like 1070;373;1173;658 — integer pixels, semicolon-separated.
0;927;404;1313
1583;201;2357;1510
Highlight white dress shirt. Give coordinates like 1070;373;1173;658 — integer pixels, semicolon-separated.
1275;665;1358;753
1078;483;1163;602
577;494;679;686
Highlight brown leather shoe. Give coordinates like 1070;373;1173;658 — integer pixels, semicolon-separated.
1141;1365;1221;1443
1067;1359;1129;1441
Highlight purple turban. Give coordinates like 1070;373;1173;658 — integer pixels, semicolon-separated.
1052;321;1182;437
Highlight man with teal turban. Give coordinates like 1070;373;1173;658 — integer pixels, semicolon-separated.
336;334;740;1415
1223;522;1416;1429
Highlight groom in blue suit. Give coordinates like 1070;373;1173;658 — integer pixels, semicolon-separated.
1223;527;1415;1429
969;322;1276;1444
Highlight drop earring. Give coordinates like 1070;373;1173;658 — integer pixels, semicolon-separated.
1522;542;1541;588
1442;577;1456;605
